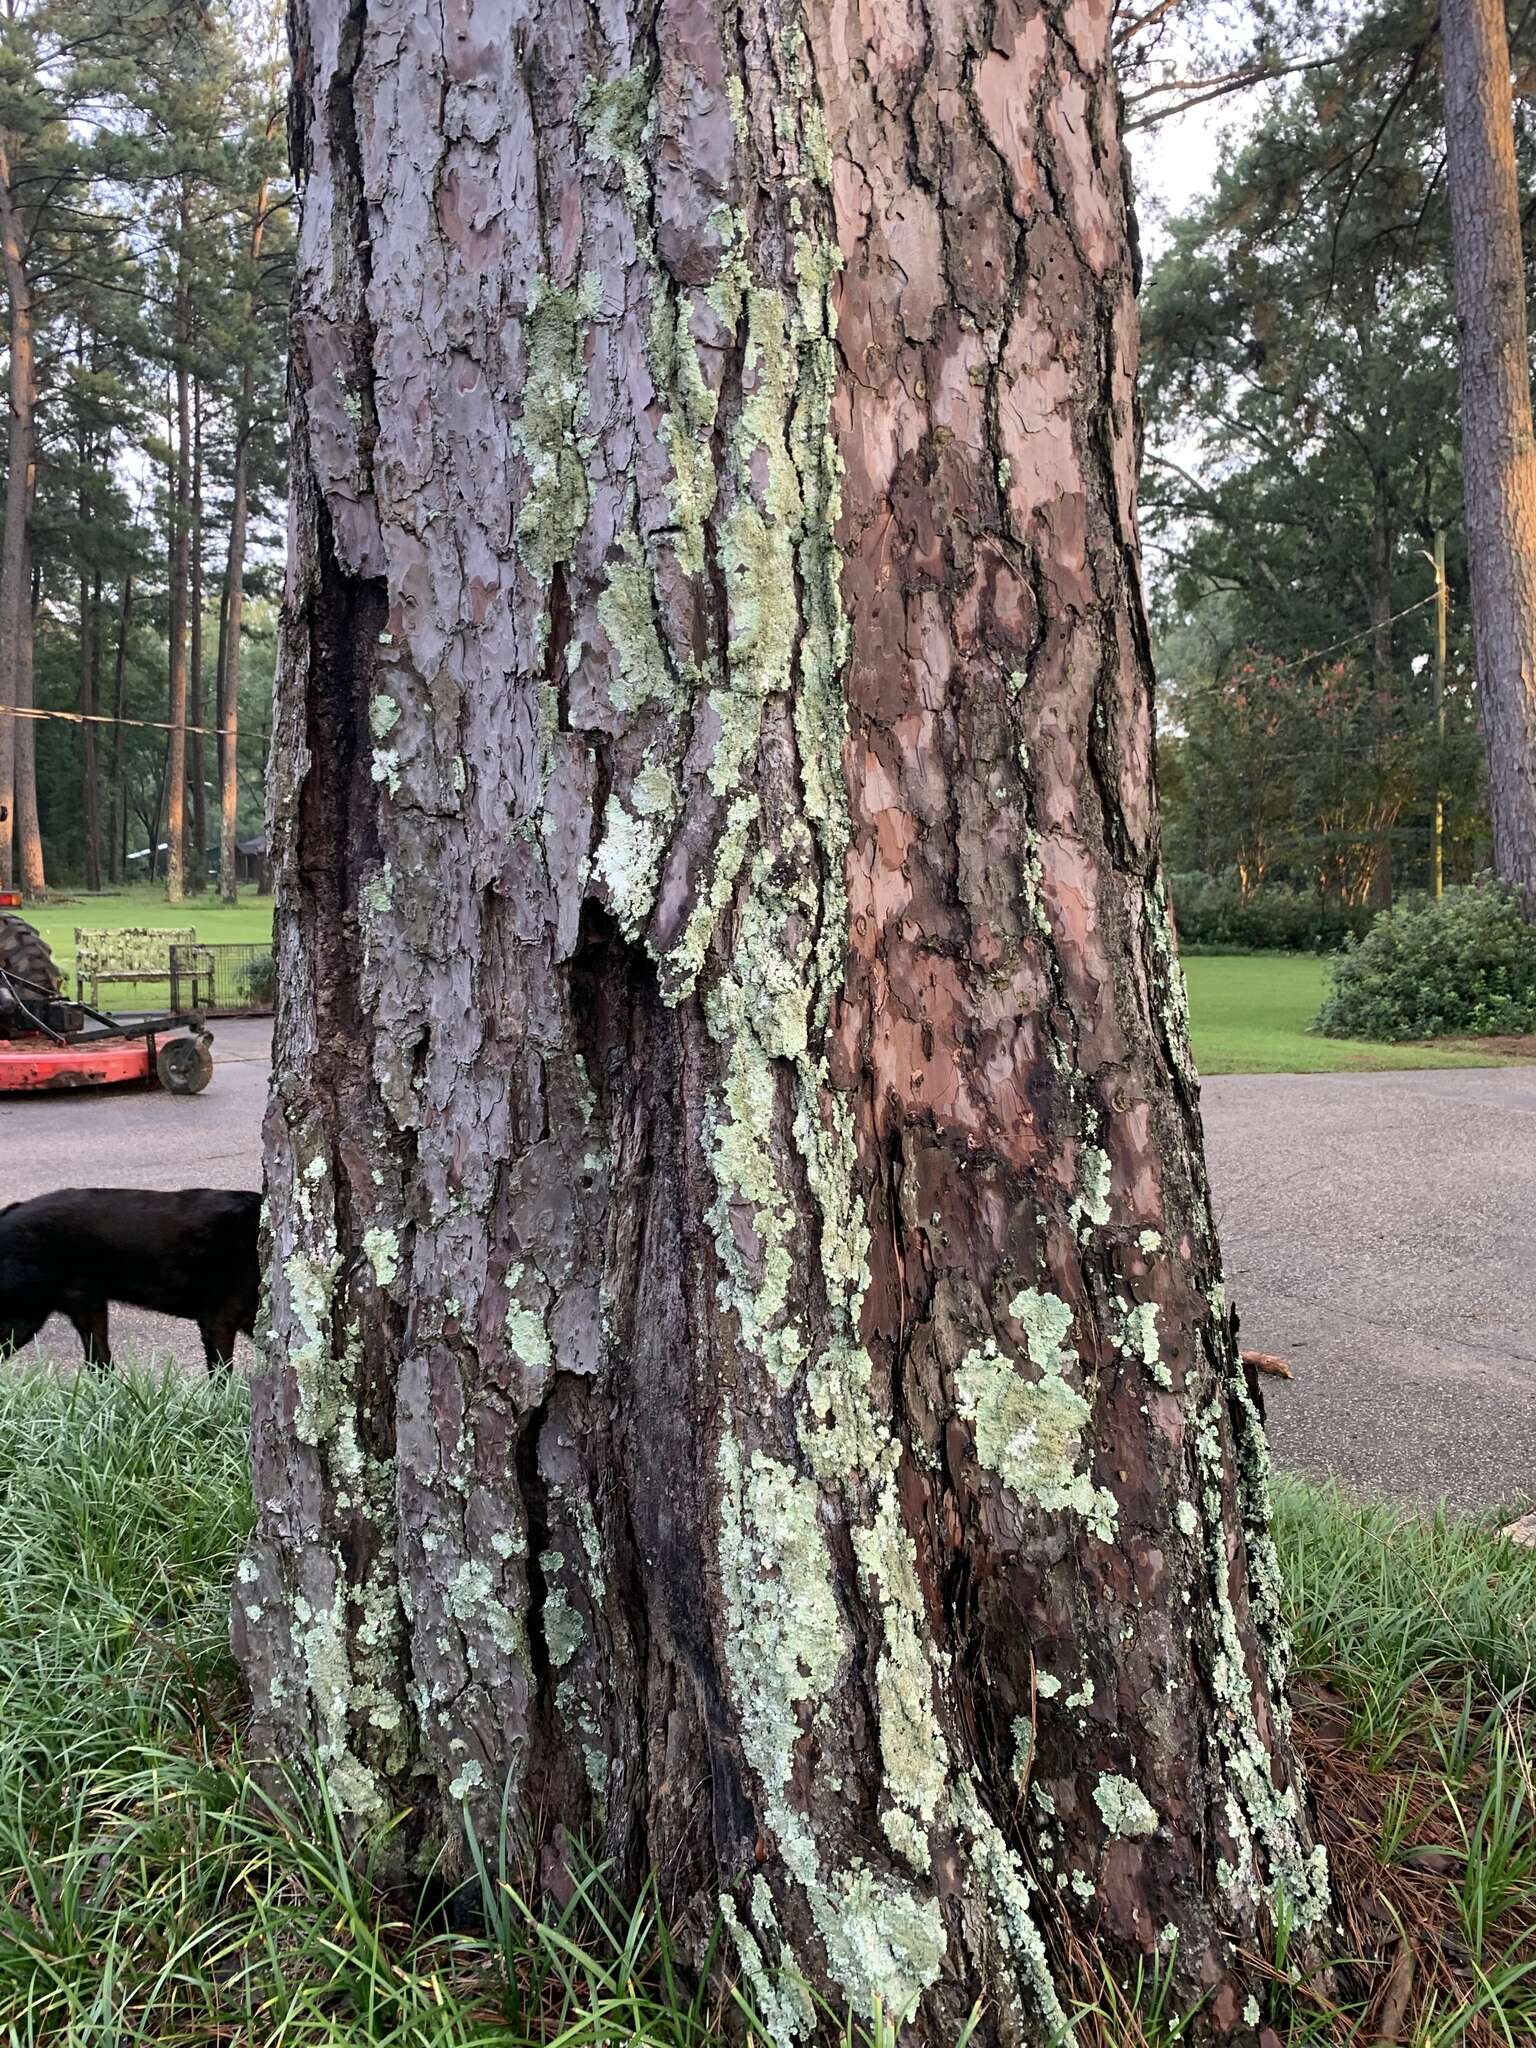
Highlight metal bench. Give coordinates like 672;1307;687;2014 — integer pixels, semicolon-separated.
74;927;213;1012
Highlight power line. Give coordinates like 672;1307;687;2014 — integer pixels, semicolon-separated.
0;703;233;740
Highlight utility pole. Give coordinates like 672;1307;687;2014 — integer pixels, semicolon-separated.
1433;528;1447;898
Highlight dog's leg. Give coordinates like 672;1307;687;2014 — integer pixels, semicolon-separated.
200;1309;241;1380
69;1306;112;1372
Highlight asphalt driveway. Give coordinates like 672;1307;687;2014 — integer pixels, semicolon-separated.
4;1030;1532;1515
1204;1067;1536;1516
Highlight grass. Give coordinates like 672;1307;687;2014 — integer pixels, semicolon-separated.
11;885;274;1013
1181;954;1518;1076
3;1367;1535;2045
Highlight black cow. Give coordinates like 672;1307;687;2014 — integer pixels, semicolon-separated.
0;1187;260;1375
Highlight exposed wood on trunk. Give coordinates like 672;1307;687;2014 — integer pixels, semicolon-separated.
1443;0;1536;911
241;3;1328;2040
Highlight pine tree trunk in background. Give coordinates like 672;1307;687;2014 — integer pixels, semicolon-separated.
165;213;192;905
219;395;254;907
239;2;1328;2037
106;570;134;885
220;176;268;908
0;141;34;893
189;381;207;887
79;567;101;893
13;513;42;897
1443;0;1536;911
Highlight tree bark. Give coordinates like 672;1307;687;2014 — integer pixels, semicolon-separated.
0;137;37;894
219;173;265;908
165;191;192;905
189;379;207;885
79;565;101;893
1443;0;1536;910
106;569;134;885
239;3;1328;2039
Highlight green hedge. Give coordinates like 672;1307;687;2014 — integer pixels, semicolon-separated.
1316;880;1536;1040
1167;874;1373;953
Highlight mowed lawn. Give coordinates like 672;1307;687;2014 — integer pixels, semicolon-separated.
1182;952;1511;1074
9;894;1516;1077
17;888;274;1007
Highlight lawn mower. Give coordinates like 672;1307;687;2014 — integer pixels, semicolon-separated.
0;911;215;1096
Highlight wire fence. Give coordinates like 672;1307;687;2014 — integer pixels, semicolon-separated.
168;942;275;1017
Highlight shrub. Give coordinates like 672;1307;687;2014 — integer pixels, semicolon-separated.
240;950;276;1006
1167;873;1372;953
1315;880;1536;1041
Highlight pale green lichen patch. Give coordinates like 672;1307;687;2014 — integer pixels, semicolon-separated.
712;287;801;797
511;276;595;584
1094;1772;1158;1839
368;691;400;740
853;1496;947;1873
956;1339;1118;1541
541;1569;584;1669
1008;1285;1075;1368
362;1226;399;1289
285;1246;342;1447
721;1884;817;2048
717;1439;844;1790
1120;1300;1161;1369
593;786;677;941
504;1262;554;1379
596;525;683;716
578;68;650;209
1072;1143;1112;1231
1011;1715;1034;1789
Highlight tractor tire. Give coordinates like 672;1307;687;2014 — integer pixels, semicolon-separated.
0;914;61;996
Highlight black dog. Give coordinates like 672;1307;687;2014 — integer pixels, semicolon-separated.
0;1187;260;1375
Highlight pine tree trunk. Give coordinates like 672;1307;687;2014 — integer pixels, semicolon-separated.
1443;0;1536;911
239;3;1328;2038
189;380;207;886
165;196;192;905
106;569;134;886
79;566;101;894
220;175;269;908
0;140;34;894
219;393;254;908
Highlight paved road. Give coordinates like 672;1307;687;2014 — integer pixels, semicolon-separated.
1204;1068;1536;1516
4;1033;1532;1514
1;1017;271;1373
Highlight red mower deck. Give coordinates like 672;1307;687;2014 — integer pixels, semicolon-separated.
0;1033;164;1091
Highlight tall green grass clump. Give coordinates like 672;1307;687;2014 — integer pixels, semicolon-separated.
0;1368;741;2047
5;1367;1536;2046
